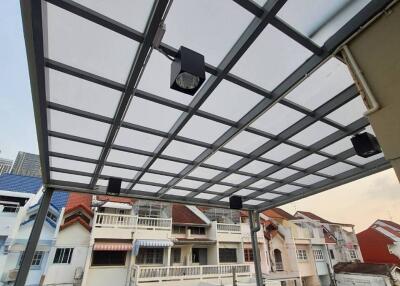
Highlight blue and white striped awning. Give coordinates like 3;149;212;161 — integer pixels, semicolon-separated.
133;239;173;255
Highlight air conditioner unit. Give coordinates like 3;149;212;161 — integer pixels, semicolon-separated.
2;269;18;282
74;267;84;280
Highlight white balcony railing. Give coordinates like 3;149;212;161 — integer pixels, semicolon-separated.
131;264;250;284
137;217;171;229
217;223;241;233
94;213;172;230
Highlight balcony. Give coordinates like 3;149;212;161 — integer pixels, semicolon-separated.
131;264;251;284
93;213;172;239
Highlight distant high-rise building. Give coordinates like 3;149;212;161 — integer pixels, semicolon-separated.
0;158;13;175
11;151;41;177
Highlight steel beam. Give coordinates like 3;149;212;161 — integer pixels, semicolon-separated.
15;188;54;286
249;210;263;286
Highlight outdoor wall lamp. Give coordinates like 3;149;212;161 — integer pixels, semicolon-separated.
351;132;382;158
170;46;205;95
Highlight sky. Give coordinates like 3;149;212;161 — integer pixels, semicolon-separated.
0;0;399;232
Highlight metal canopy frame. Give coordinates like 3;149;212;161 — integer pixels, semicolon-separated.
21;0;391;212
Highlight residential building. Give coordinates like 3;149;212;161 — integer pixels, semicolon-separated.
10;152;41;177
0;158;13;175
334;262;400;286
357;220;400;265
0;173;68;285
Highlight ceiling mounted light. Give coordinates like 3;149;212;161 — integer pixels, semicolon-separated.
170;46;205;95
351;132;382;158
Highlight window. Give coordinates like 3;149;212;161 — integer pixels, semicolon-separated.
53;248;74;264
244;248;253;262
219;248;237;263
172;225;186;234
91;251;127;266
313;249;324;261
189;226;206;235
136;248;163;264
329;249;335;259
296;249;308;261
19;251;44;268
171;248;181;264
47;212;58;223
349;249;358;259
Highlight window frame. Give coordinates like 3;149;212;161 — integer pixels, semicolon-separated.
313;249;324;261
136;248;164;265
18;251;44;269
296;249;308;261
349;249;358;259
172;225;186;234
244;248;254;262
189;226;206;235
329;249;335;259
53;248;74;264
91;250;127;266
219;248;237;263
171;248;181;264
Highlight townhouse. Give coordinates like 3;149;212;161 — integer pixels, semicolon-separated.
0;174;67;285
357;220;400;265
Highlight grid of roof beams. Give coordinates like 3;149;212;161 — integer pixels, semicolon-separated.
22;0;391;211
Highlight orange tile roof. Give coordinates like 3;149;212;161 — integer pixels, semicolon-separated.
65;193;92;211
172;204;207;225
97;195;136;204
60;217;91;232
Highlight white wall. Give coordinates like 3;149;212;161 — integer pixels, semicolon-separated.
335;273;389;286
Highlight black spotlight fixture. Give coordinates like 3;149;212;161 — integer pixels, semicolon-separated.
351;132;382;158
170;46;205;95
229;195;243;210
106;177;122;195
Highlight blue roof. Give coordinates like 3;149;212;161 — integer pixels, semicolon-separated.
0;173;42;194
0;173;69;210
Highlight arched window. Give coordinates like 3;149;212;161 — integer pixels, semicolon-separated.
274;249;283;271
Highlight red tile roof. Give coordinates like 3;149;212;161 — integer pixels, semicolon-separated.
64;204;93;217
172;204;207;225
97;195;135;204
60;217;91;232
262;208;297;220
297;211;353;227
65;193;92;211
378;220;400;230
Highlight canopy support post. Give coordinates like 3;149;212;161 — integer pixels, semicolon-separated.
249;210;263;286
15;187;54;286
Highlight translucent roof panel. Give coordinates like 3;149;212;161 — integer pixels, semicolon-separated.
202;151;243;169
163;0;253;66
231;25;312;90
318;162;355;176
48;137;102;160
250;103;305;135
207;184;232;194
239;161;273;175
277;0;370;45
178;116;230;144
326;96;367;126
51;171;91;185
284;58;353;110
175;179;204;189
249;179;275;189
114;128;164;152
289;121;337;146
200;80;263;121
292;154;327;169
150;159;188;174
162;140;206;161
44;2;139;84
189;167;222;180
124;97;183;132
46;68;121;118
268;168;298;180
225;131;269;154
49;156;96;173
72;0;155;32
221;174;251;185
25;0;390;210
262;143;301;162
294;174;326;185
101;166;138;180
132;183;161;193
106;149;149;168
48;109;110;142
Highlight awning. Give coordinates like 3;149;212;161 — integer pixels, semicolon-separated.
93;242;132;251
133;239;173;255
